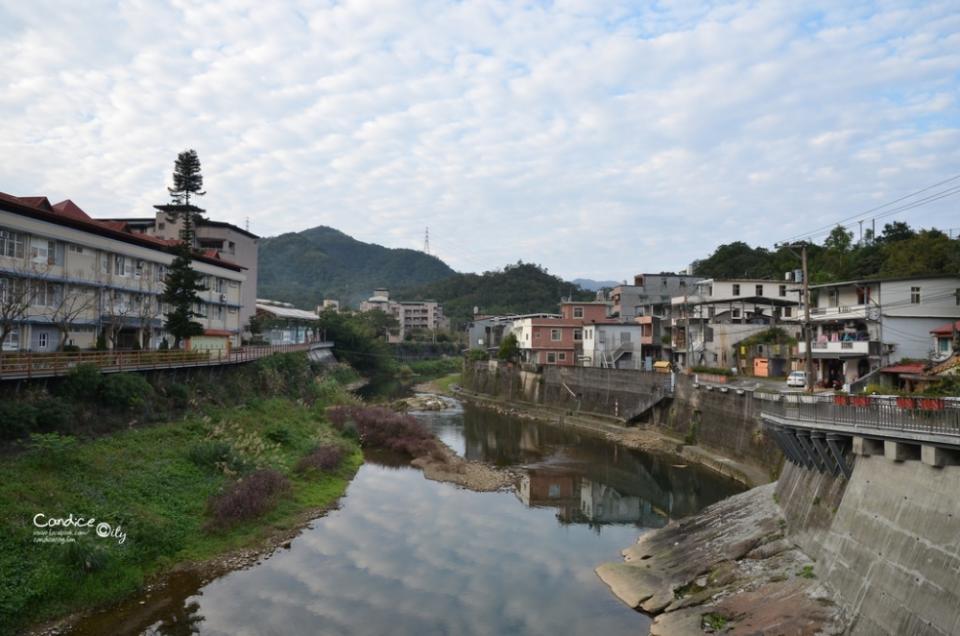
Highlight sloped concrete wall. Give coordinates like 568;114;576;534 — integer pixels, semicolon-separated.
815;456;960;636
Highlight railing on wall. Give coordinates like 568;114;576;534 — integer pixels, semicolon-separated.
0;341;327;380
761;393;960;439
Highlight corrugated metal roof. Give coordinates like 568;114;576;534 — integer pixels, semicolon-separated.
256;304;319;321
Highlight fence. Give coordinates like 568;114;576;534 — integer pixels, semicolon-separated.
761;393;960;439
0;342;324;380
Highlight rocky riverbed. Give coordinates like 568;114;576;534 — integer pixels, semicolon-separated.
596;483;848;635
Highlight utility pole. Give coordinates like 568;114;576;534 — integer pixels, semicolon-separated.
801;244;814;392
780;241;815;392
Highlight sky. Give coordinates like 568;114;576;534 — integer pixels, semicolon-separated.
1;1;958;281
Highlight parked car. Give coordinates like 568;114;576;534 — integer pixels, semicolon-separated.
786;371;807;388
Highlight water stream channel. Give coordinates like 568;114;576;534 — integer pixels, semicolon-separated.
68;398;744;635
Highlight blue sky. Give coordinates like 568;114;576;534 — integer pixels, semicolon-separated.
1;0;958;281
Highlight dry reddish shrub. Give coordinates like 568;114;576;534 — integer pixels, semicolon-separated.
206;469;290;531
295;444;344;474
326;405;439;458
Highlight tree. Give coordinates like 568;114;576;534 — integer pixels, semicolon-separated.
823;225;853;253
162;242;205;349
101;288;135;349
0;273;33;351
162;149;207;245
879;221;915;244
48;283;97;350
498;332;519;362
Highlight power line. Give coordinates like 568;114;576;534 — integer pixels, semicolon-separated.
779;173;960;245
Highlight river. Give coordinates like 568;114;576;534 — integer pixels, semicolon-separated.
68;399;744;635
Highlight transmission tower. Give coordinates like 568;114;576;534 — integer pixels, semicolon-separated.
423;226;430;255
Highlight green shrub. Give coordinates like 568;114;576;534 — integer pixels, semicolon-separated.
467;348;488;361
264;425;293;446
99;373;153;410
58;363;102;402
61;344;80;352
165;382;190;407
35;397;73;432
63;539;111;575
95;333;107;350
187;440;249;473
25;433;79;465
0;402;37;440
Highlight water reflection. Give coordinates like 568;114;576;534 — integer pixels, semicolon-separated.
68;400;743;636
416;403;741;528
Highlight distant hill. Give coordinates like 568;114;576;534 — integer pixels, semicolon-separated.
572;278;621;291
258;226;456;308
400;262;594;328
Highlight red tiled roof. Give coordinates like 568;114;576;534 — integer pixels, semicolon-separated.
51;199;92;221
931;320;960;336
0;192;245;272
880;362;927;375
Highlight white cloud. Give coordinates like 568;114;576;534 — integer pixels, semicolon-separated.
1;0;958;280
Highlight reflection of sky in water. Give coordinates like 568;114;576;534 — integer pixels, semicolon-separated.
188;464;648;635
71;403;742;635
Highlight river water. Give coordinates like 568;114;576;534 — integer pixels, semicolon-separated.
68;400;744;636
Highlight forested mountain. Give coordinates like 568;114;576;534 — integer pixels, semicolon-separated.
400;262;594;327
572;278;622;291
258;226;456;308
692;222;960;283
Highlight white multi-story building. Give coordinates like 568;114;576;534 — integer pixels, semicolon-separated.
359;288;449;342
798;276;960;387
671;278;802;369
0;193;245;352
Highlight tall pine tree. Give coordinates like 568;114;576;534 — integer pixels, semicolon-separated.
161;150;207;348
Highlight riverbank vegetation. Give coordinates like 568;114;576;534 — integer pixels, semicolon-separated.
0;353;361;636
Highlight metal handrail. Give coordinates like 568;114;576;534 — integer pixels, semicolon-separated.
762;393;960;438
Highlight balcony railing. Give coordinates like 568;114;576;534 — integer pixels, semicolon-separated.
809;304;870;320
798;340;880;356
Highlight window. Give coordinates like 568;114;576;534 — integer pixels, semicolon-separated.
705;326;714;342
620;332;631;343
956;289;960;306
910;286;921;304
38;332;48;350
534;330;541;339
31;282;62;307
550;328;561;341
216;278;225;293
30;238;51;265
679;280;687;291
573;329;582;341
732;284;740;296
707;306;716;319
558;352;566;361
134;260;145;279
2;326;19;351
784;306;792;317
779;284;787;297
706;284;713;296
829;289;839;307
0;227;25;258
938;338;951;354
68;244;84;254
155;264;166;282
114;255;128;277
214;305;224;320
546;352;557;364
856;286;871;305
573;306;583;318
733;308;741;318
756;284;763;296
158;222;165;230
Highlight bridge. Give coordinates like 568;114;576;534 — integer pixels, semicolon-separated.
760;393;960;478
0;341;334;381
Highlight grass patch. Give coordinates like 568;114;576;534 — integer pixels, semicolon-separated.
796;564;816;579
0;397;361;636
702;612;729;630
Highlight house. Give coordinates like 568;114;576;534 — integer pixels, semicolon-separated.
100;208;259;333
513;317;582;366
581;322;647;369
798;276;960;387
0;193;245;351
255;299;321;345
359;288;449;342
931;320;959;361
465;313;558;352
611;273;704;321
671;278;801;370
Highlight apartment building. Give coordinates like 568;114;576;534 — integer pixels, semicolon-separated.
671;278;801;369
798;276;960;387
359;288;449;342
103;208;259;331
610;273;704;321
0;193;245;351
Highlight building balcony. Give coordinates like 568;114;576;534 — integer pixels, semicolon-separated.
809;304;873;321
798;340;881;357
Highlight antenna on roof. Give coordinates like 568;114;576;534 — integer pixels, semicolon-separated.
245;217;250;232
423;226;430;255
